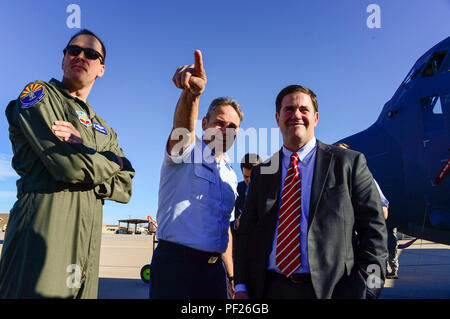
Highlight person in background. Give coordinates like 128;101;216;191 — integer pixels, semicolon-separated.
233;153;262;230
231;153;262;281
386;227;399;279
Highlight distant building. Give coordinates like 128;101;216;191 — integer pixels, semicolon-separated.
0;213;10;232
102;223;119;234
101;221;150;234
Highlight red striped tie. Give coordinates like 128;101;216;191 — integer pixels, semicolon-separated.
276;153;301;277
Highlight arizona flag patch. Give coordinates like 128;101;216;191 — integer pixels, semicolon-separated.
20;84;46;108
76;110;92;127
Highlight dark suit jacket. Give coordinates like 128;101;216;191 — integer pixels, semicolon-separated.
234;181;247;224
235;140;388;299
231;181;248;271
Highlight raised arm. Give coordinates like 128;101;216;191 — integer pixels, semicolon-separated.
167;50;207;156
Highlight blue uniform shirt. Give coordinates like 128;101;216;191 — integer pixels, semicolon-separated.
156;137;237;253
374;179;389;208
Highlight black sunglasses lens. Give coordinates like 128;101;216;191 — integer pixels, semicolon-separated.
84;48;101;60
66;46;82;56
65;45;103;62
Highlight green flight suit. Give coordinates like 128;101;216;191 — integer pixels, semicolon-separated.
0;79;135;298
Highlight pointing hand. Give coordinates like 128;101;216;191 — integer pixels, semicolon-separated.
172;50;207;96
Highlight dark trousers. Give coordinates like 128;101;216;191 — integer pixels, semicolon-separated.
264;271;317;299
149;240;227;299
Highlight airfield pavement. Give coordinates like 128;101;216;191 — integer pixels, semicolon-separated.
0;232;449;299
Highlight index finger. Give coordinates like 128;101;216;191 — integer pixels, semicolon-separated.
193;50;204;74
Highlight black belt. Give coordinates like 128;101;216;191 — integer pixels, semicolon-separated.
268;270;312;284
158;239;221;264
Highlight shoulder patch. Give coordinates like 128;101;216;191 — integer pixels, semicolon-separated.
20;83;46;108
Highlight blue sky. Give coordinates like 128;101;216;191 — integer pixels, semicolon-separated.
0;0;449;225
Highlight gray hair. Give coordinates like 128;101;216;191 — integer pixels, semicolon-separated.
206;97;243;122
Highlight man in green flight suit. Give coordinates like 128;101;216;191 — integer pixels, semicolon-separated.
0;29;135;298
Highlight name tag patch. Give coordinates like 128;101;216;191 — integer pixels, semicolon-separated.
94;122;108;134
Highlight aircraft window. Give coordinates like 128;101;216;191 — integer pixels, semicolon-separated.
421;95;444;137
401;63;424;87
421;51;447;78
440;52;450;73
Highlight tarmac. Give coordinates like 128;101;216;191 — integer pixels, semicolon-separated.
0;232;449;299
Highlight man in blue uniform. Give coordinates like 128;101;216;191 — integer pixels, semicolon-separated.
149;50;243;299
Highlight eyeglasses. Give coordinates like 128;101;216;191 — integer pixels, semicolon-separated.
63;45;104;64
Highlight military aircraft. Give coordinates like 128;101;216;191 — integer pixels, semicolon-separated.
337;36;450;245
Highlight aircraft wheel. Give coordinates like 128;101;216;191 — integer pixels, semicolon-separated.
140;264;151;284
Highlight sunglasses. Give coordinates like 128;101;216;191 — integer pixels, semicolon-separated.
63;45;104;64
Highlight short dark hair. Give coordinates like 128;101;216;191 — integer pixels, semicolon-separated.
275;85;318;114
240;153;262;171
66;29;106;64
335;142;350;149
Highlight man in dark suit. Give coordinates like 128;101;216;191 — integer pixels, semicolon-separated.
230;154;262;284
232;153;263;230
235;85;388;299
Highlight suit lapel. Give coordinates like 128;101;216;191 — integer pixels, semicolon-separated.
308;140;333;229
264;149;282;218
